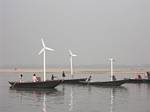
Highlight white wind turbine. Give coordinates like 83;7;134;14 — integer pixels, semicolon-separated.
109;58;115;81
39;38;54;81
69;49;77;77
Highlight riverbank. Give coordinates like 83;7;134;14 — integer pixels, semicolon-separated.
0;67;150;75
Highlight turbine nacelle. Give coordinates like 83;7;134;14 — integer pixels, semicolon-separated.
69;49;77;57
39;38;55;55
109;58;114;61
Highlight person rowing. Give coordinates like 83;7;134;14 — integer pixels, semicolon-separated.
86;75;92;82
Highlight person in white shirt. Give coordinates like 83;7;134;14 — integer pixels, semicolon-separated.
19;74;23;82
32;74;38;82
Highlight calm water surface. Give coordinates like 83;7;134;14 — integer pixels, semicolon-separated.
0;72;150;112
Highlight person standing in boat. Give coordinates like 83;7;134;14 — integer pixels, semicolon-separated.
51;74;54;80
112;75;117;81
62;71;66;80
137;74;142;79
32;74;38;82
19;74;23;82
146;72;150;79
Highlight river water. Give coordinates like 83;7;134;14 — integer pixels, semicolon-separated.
0;72;150;112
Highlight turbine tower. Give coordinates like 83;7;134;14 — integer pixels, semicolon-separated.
109;58;114;81
39;38;54;81
69;49;77;77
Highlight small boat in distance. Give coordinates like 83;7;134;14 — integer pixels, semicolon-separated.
9;80;62;89
79;58;127;87
125;72;150;84
63;78;87;84
79;80;127;86
126;79;150;83
61;71;87;84
61;50;88;84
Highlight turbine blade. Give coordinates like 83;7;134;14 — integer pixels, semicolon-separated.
45;47;54;51
69;49;73;55
72;54;77;57
38;48;44;55
41;38;45;48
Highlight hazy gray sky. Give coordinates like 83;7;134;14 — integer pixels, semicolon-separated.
1;0;150;68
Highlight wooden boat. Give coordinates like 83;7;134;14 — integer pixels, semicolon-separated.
125;72;150;83
62;78;87;84
9;80;62;89
76;58;128;87
125;78;150;83
78;79;127;86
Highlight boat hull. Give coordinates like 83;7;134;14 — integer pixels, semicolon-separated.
9;80;62;89
79;80;127;86
62;78;87;84
126;79;150;83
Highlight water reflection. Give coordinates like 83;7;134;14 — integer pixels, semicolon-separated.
110;88;115;112
42;93;46;112
110;87;128;112
9;88;62;112
69;87;73;111
146;84;150;102
9;88;60;98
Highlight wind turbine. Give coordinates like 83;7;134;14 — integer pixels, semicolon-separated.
109;58;115;81
39;38;54;81
69;49;77;77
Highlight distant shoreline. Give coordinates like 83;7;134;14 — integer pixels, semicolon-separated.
0;67;150;74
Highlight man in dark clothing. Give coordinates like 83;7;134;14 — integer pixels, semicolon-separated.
62;71;66;78
147;72;150;79
112;75;117;81
51;74;54;80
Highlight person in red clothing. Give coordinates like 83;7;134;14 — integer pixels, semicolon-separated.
137;75;142;79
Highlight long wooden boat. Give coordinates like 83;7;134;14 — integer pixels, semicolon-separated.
125;79;150;83
9;80;62;89
78;79;127;86
62;78;87;84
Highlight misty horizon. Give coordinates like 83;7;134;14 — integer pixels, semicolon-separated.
0;0;150;68
1;63;150;69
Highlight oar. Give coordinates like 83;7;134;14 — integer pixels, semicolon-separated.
11;82;17;88
87;75;92;84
